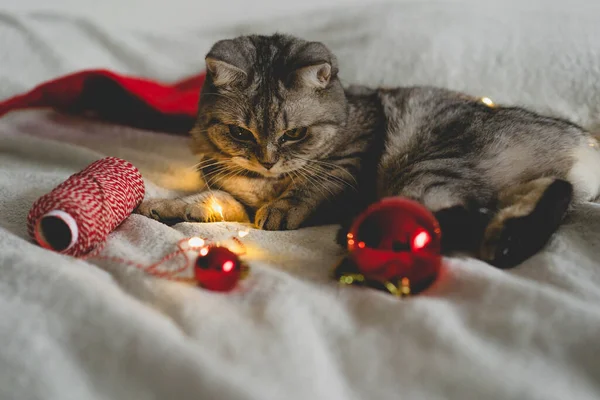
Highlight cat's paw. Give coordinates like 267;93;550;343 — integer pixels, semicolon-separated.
183;192;250;223
435;206;493;254
480;179;572;269
136;198;187;223
255;199;311;230
135;191;250;224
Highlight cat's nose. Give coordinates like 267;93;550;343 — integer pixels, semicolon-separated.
259;161;276;170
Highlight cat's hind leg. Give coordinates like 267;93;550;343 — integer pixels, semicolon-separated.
379;168;497;254
136;190;250;224
480;178;573;269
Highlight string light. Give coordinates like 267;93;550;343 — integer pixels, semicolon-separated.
480;97;495;107
187;237;205;248
208;198;224;221
86;233;250;292
339;273;365;285
238;229;250;238
400;278;411;296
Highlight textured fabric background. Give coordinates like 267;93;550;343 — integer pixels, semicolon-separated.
1;1;600;399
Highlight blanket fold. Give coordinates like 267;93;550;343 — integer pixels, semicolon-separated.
0;70;206;133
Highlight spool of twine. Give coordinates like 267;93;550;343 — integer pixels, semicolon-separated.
27;157;145;257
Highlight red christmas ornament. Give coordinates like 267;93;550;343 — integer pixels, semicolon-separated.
336;197;442;296
194;246;247;292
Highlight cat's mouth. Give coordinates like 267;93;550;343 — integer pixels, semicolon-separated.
232;157;284;178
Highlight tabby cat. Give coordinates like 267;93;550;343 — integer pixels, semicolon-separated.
136;34;600;268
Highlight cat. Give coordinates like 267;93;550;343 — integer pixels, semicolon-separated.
137;34;382;231
136;33;600;269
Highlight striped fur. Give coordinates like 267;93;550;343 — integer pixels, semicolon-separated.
137;34;600;268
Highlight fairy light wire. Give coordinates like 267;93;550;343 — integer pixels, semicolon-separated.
82;229;250;283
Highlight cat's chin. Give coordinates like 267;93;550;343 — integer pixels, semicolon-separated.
253;169;283;179
235;164;283;178
231;158;285;178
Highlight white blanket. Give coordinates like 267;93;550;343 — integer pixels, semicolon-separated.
1;1;600;399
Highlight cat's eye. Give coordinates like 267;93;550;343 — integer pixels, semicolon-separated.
228;125;255;142
281;127;308;142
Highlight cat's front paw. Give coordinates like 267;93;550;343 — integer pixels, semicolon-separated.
255;199;311;230
183;192;250;223
135;191;250;224
136;198;187;223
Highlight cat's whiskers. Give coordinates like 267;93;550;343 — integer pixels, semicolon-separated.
195;160;231;183
293;167;326;199
303;163;356;198
286;171;298;186
208;166;245;189
191;159;227;171
296;165;336;200
281;152;338;199
291;156;357;192
204;166;234;188
305;164;354;189
202;159;242;184
201;166;230;183
198;159;238;189
304;164;356;192
292;155;358;185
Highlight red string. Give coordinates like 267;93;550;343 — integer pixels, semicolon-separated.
83;235;248;283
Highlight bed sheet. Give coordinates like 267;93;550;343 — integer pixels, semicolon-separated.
1;1;600;399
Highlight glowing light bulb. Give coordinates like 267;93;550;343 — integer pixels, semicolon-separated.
222;260;235;272
200;247;209;256
208;197;224;221
481;97;495;107
400;277;411;296
238;229;249;238
187;237;205;248
214;204;223;218
357;241;366;249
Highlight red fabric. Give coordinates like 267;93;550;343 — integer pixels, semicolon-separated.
0;69;206;133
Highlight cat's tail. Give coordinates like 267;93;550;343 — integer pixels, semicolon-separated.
587;122;600;142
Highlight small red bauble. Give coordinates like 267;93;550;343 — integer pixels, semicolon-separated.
339;197;442;295
194;246;246;292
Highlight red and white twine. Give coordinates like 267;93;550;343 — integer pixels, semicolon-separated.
27;157;145;257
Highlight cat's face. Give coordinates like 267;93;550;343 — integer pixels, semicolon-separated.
191;34;347;179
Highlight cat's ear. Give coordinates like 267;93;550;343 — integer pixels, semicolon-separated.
295;63;332;89
290;41;336;89
205;57;247;87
